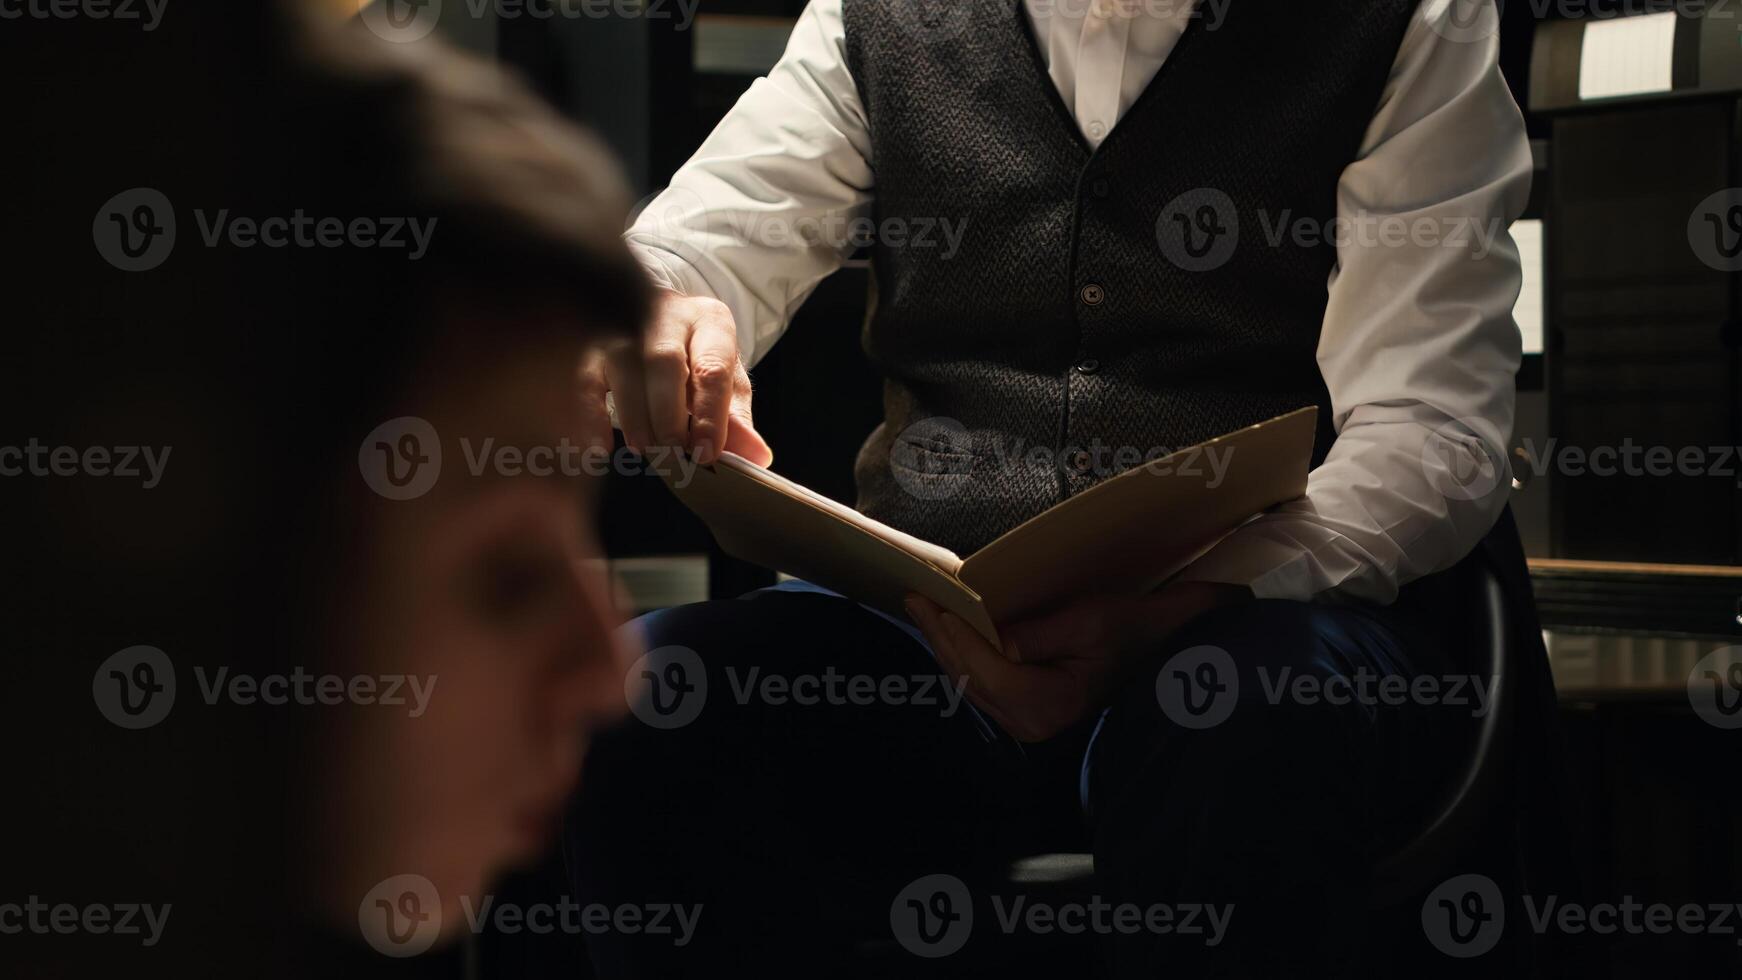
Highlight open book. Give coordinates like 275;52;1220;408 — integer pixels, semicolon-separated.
662;407;1318;643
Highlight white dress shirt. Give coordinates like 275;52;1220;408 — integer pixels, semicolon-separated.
628;0;1531;604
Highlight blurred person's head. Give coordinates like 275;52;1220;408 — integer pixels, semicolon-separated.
6;5;649;971
267;17;654;937
316;308;636;940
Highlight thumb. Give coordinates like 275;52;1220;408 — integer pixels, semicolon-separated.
723;406;773;466
720;362;773;466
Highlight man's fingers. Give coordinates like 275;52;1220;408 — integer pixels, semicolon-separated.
601;340;652;453
907;594;1046;711
577;348;616;457
721;360;773;466
641;327;691;451
908;596;1020;733
685;317;739;465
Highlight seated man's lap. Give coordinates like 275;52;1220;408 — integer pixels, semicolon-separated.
1084;597;1474;975
568;588;1473;972
565;589;1029;970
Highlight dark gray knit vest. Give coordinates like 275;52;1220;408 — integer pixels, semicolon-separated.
843;0;1420;556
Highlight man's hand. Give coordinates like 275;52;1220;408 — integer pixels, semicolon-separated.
904;582;1250;742
582;290;773;466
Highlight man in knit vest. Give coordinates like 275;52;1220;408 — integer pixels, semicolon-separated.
568;0;1539;973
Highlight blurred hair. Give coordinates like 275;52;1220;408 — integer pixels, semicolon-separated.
5;7;647;974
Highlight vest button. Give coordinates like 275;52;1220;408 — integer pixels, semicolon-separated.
1074;358;1099;375
1079;283;1105;307
1068;450;1094;475
1090;179;1110;199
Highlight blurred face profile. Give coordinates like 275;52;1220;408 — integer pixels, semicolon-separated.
317;316;637;939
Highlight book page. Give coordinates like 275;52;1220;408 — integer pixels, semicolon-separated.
710;454;963;573
661;453;999;641
957;407;1318;624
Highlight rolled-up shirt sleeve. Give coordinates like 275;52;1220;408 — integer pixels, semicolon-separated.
626;0;872;367
1178;0;1531;603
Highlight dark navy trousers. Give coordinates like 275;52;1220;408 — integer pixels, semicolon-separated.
564;580;1473;978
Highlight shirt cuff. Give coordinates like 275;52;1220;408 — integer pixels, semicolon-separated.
1175;528;1318;600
